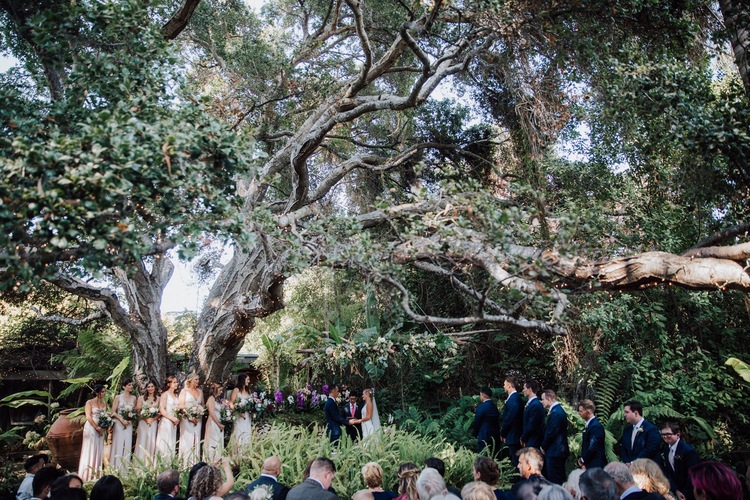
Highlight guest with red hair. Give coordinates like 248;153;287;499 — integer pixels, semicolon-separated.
689;461;742;500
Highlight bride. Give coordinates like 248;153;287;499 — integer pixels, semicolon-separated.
356;388;381;440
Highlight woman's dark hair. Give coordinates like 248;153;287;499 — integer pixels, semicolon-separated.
190;464;222;499
237;373;249;391
474;456;500;485
186;461;208;496
142;380;160;399
50;474;85;499
689;461;742;500
92;384;105;395
120;379;132;389
90;475;124;500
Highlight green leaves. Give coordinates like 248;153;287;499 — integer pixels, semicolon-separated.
726;357;750;384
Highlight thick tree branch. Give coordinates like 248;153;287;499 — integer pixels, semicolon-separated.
29;305;108;326
688;222;750;250
163;0;202;40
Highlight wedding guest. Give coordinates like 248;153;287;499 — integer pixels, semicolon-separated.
78;385;107;482
424;458;461;498
50;475;84;500
244;456;289;500
362;462;397;499
578;468;617;500
395;463;420;500
230;373;253;448
620;401;660;463
415;468;459;500
227;494;251;500
90;475;124;500
188;459;235;500
155;375;180;461
689;461;743;500
16;454;48;500
109;379;136;472
537;484;574;500
511;448;551;498
473;457;505;500
604;462;664;500
628;459;674;500
353;491;375;500
154;469;181;500
204;383;226;462
461;481;496;500
186;462;207;498
179;373;204;466
134;380;160;465
29;466;65;500
562;469;584;499
287;458;338;500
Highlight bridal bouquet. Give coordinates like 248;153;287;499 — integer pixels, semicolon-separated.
139;401;159;419
219;402;236;425
234;396;254;415
177;404;206;421
96;411;114;429
118;403;138;422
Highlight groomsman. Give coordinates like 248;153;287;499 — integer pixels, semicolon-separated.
521;379;545;448
660;422;699;500
500;376;524;467
342;392;362;441
472;386;501;456
540;389;569;485
619;400;660;463
577;399;606;469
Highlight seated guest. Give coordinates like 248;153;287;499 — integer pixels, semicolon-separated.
49;489;87;500
578;468;617;500
628;459;674;500
510;448;551;498
395;463;420;500
227;494;250;500
154;469;182;500
287;457;338;500
416;468;460;500
473;457;508;500
537;484;574;500
188;459;235;500
17;454;49;500
362;462;397;499
186;462;207;499
90;476;124;500
461;481;496;500
353;491;376;500
689;461;743;500
245;456;289;500
562;469;583;500
425;458;461;498
50;474;84;499
604;462;664;500
30;466;65;500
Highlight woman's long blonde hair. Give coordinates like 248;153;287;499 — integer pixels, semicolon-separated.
397;462;421;500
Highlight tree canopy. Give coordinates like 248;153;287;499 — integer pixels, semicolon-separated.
1;0;749;386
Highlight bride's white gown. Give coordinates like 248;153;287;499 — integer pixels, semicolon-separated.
361;399;381;441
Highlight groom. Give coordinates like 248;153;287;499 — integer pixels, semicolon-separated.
324;384;350;443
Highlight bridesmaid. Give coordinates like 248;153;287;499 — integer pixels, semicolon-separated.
134;380;160;465
229;373;252;448
78;384;107;482
178;373;204;466
155;375;180;461
203;383;226;462
109;379;136;472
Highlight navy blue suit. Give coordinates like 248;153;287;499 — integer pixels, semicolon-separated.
620;419;660;463
660;439;699;500
324;396;348;443
500;392;523;466
245;475;289;500
541;403;569;484
472;399;501;455
521;397;545;448
580;416;606;469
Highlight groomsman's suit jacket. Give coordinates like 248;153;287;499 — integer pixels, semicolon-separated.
500;392;523;446
472;398;501;453
521;397;545;448
342;400;363;441
660;439;699;500
620;419;660;463
580;416;606;469
541;404;569;459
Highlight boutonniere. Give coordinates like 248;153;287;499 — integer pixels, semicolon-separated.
636;427;644;435
675;454;683;462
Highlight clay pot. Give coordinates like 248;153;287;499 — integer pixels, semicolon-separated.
46;409;85;470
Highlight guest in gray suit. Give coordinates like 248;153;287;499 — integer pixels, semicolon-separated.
287;457;338;500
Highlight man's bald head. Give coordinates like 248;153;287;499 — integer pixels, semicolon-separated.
262;456;282;476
